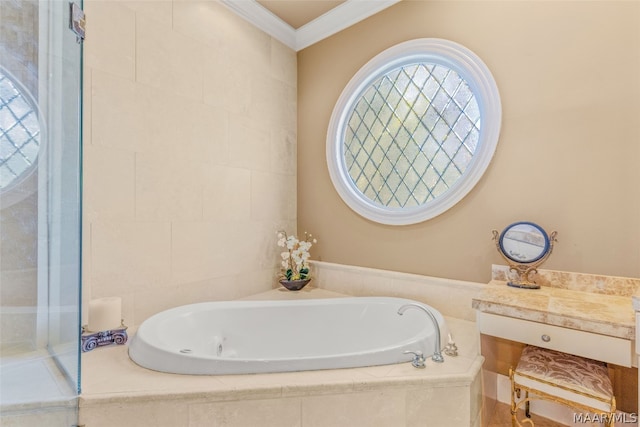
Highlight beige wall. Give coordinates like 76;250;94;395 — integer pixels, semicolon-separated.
298;0;640;283
82;0;297;327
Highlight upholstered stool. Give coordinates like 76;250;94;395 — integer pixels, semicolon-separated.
510;345;616;427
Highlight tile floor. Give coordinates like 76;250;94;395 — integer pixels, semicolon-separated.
488;402;566;427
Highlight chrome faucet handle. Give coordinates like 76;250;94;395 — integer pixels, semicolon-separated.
397;303;444;363
403;350;426;368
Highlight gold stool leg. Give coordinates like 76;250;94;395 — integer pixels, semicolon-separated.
510;368;517;427
510;369;536;427
608;397;617;427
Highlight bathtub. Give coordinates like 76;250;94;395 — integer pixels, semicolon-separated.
128;296;449;375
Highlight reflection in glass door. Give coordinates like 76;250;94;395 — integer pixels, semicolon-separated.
0;1;83;425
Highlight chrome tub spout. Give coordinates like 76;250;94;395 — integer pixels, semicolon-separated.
397;303;444;363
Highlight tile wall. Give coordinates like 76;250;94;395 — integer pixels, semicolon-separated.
310;261;486;321
82;0;298;327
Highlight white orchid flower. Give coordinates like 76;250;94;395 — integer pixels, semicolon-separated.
276;230;317;281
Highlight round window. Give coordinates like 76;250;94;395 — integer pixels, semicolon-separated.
0;67;42;194
326;39;501;225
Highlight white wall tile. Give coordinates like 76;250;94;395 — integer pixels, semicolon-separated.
122;0;173;27
251;171;296;221
91;220;172;295
170;221;228;284
188;103;230;167
312;261;485;320
247;75;296;126
228;115;272;172
269;127;297;175
80;400;188;427
84;0;297;327
83;145;135;222
135;15;204;102
189;397;301;427
128;84;179;155
302;390;406;427
172;0;224;50
135;151;204;221
406;385;470;426
270;38;297;86
203;57;252;114
203;166;251;221
90;70;143;151
84;0;136;80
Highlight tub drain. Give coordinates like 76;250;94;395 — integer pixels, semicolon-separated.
179;348;192;354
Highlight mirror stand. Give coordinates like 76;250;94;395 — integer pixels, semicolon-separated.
492;228;557;289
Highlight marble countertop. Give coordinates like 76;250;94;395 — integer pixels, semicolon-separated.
472;280;635;340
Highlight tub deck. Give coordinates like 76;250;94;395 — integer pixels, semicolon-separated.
80;288;484;427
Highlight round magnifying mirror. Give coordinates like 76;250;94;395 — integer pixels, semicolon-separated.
492;221;557;289
499;222;550;264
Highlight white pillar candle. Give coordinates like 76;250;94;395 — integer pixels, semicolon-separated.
88;297;122;332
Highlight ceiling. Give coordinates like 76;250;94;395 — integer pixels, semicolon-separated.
221;0;400;51
256;1;346;29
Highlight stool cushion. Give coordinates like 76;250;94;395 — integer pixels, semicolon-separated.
514;345;614;413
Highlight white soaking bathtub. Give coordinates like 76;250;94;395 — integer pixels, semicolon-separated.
128;296;449;375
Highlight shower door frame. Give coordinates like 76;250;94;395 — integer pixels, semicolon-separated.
35;0;84;396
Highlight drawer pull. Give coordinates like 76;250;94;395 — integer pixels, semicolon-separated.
541;334;551;342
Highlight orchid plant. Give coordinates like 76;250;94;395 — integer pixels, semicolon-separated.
277;230;317;281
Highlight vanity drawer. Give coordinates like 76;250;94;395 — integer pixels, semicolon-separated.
476;311;633;367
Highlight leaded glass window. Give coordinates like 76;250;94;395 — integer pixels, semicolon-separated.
327;39;501;225
0;68;41;192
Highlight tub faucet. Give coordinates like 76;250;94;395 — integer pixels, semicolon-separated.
403;350;426;368
397;303;444;363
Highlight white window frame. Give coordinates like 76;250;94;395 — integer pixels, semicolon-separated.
326;38;502;225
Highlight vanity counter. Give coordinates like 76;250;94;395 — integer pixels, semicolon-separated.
472;280;636;367
472;280;635;340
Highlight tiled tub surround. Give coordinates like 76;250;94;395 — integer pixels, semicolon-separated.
309;261;487;322
80;288;484;427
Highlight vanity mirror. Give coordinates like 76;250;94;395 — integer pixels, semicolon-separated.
492;221;557;289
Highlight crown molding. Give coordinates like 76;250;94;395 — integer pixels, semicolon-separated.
220;0;297;49
295;0;399;51
220;0;400;52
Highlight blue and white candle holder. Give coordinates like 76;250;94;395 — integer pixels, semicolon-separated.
81;322;128;352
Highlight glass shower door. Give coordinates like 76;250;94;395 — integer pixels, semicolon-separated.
45;0;83;395
0;1;83;425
